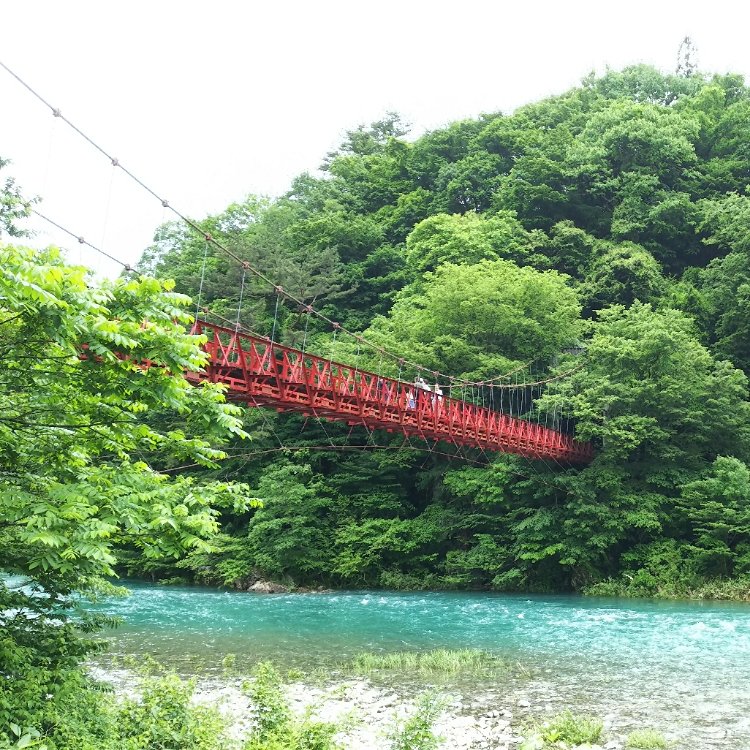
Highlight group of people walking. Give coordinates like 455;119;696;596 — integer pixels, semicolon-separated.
407;376;443;409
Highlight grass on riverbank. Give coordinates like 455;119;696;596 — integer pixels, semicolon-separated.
625;728;669;749
350;648;508;677
520;712;670;750
521;711;604;749
584;574;750;602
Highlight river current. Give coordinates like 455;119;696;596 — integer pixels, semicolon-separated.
95;584;750;747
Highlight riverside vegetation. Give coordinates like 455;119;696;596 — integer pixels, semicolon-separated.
2;59;750;746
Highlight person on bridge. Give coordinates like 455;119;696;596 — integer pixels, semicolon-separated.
414;376;430;391
406;388;416;410
414;376;431;408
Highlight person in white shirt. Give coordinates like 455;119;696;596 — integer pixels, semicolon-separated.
414;376;431;408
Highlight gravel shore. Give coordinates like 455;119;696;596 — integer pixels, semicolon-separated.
91;667;673;749
191;676;633;750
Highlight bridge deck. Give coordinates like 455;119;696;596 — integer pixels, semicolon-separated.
188;321;594;464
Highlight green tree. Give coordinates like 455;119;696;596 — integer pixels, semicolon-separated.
0;242;251;743
0;157;33;236
529;304;750;584
679;456;750;576
367;259;582;379
243;463;338;581
694;194;750;372
433;151;504;213
558;303;750;462
405;211;538;274
581;241;666;312
543;220;597;276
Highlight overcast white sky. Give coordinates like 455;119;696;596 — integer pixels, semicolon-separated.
2;0;750;277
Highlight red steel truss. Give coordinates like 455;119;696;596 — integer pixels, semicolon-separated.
188;320;594;465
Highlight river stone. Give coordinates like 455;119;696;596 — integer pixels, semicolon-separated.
248;580;289;593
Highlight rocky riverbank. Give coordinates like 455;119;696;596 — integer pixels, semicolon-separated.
194;676;669;750
196;677;521;749
95;666;644;750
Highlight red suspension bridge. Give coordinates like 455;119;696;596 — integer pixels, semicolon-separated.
1;60;594;467
188;320;594;465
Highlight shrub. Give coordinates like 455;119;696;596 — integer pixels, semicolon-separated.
243;662;340;750
1;725;47;749
539;710;603;746
0;604;117;750
117;673;229;750
626;728;669;749
244;663;292;743
387;692;444;750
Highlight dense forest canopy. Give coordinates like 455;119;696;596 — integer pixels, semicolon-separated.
134;63;750;597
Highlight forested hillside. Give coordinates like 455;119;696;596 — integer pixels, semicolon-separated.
137;65;750;597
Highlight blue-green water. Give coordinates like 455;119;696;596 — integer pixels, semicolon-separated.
97;584;750;747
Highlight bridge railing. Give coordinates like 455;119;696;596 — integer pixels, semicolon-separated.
189;320;594;464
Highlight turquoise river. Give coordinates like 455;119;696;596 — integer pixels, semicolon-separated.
95;583;750;748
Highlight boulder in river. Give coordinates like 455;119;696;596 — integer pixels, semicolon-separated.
249;580;289;594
